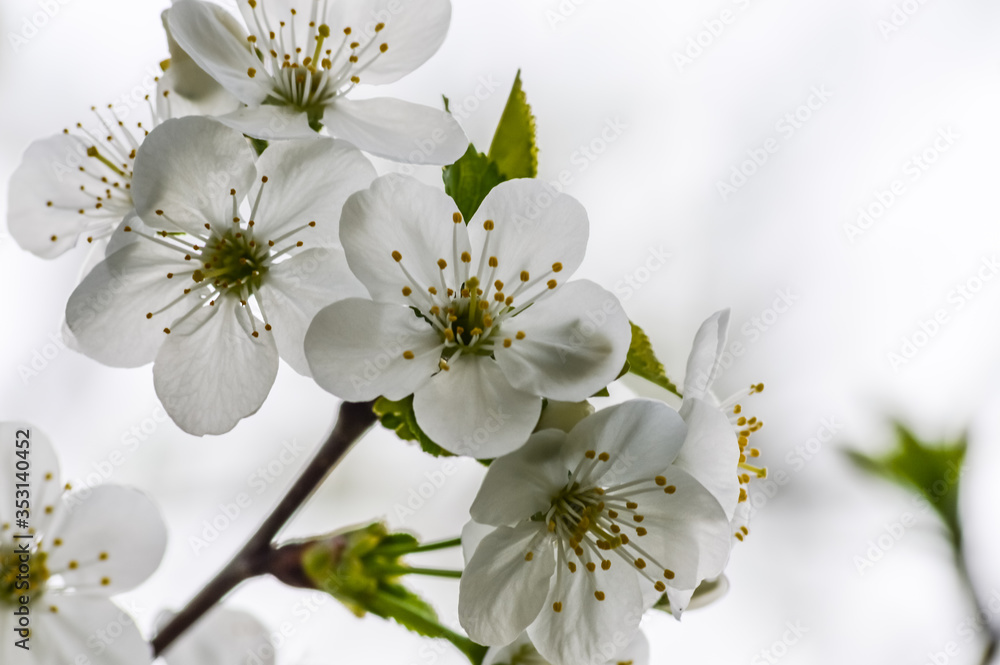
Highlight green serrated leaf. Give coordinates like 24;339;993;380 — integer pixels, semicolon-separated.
442;144;506;222
626;321;681;398
487;70;538;179
373;396;455;458
847;424;966;541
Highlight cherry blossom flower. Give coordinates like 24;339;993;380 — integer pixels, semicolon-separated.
304;175;631;457
0;423;166;664
166;0;467;163
65;116;374;435
458;400;731;665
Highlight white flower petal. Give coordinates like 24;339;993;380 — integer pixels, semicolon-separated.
495;280;629;401
258;247;366;376
339;174;469;305
467;179;589;292
46;485;166;594
563;400;687;486
461;520;496;566
0;423;62;537
132;117;257;235
161;606;273;665
528;540;643;665
458;521;555;646
413;356;541;458
325;0;452;85
482;633;535;665
674;398;741;520
470;429;570;527
252;138;376;240
2;596;152;664
616;630;651;665
7;133;128;258
153;298;279;435
214;105;318;140
305;298;443;401
159;7;242;117
322;97;467;164
681;309;730;406
167;0;270;106
65;242;187;368
104;210;144;256
632;466;732;594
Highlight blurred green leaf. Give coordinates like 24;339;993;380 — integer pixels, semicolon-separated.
626;321;681;398
302;523;487;664
442;144;506;222
847;424;966;541
487;70;537;179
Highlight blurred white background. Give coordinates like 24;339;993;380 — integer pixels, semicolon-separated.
3;0;1000;663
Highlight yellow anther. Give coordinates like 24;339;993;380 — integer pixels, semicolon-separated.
585;450;596;459
635;558;646;569
663;569;675;580
101;577;111;586
428;286;437;295
520;270;530;281
586;562;596;572
503;339;512;348
608;510;618;518
391;250;402;261
654;476;667;486
547;279;557;289
655;581;666;592
735;532;745;541
453;212;463;224
636;527;647;536
437;258;447;269
601;559;611;571
68;561;78;570
461;251;471;263
248;67;257;78
516;331;526;340
403;350;415;360
594;591;605;601
739;488;748;502
633;515;644;523
733;404;742;414
568;562;577;572
489;256;498;268
379;42;388;52
525;552;533;561
402;286;412;296
626;501;638;510
598;452;610;462
553;602;563;613
552;262;563;272
664;485;676;494
483;219;495;230
619;534;629;545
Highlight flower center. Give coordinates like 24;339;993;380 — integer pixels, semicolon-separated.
0;545;49;606
129;176;315;339
46;104;160;246
242;0;391;119
530;450;682;613
392;214;564;369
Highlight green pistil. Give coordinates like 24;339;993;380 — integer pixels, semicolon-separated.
86;146;125;177
0;547;49;606
197;228;269;296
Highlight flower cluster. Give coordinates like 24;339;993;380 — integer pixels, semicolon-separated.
4;1;769;663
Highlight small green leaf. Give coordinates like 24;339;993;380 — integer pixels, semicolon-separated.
626;321;681;398
847;424;966;541
442;94;451;113
373;396;455;458
442;144;506;222
487;70;538;179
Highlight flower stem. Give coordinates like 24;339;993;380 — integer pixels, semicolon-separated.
388;566;463;579
378;536;463;556
151;399;377;657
